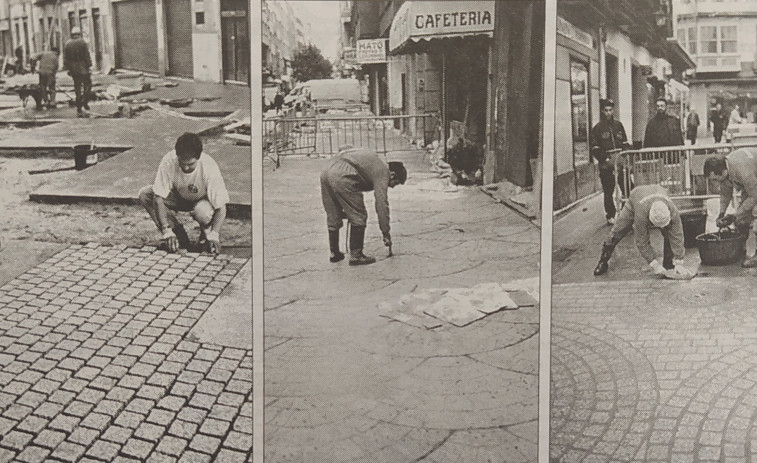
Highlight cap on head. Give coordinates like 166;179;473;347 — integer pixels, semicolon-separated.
600;98;615;109
70;26;81;36
656;97;667;104
649;200;671;228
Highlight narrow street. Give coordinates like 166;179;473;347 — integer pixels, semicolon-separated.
551;194;757;462
0;76;253;462
264;151;541;462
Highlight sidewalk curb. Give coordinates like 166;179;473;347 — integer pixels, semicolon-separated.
553;191;603;223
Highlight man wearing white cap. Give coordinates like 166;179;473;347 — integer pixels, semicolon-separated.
63;26;92;117
593;184;692;278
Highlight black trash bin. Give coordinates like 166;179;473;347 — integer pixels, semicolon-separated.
681;210;708;248
73;144;97;170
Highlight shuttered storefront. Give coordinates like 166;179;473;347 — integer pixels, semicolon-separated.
166;0;193;77
113;0;159;73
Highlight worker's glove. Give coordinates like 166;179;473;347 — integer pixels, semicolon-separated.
383;233;392;248
161;229;179;253
649;259;666;276
716;214;736;228
673;258;686;269
204;230;221;255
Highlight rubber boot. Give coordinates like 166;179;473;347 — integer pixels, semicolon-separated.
662;236;674;270
743;232;757;268
348;225;375;266
173;225;191;250
329;229;344;263
593;243;614;276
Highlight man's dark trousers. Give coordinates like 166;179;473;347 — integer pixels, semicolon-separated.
72;73;91;111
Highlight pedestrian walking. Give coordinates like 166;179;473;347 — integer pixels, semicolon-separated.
711;102;727;143
643;98;684;148
63;26;92;117
705;149;757;267
320;146;406;265
273;90;285;114
590;98;631;224
593;184;692;279
29;48;59;110
14;45;24;75
730;105;744;126
138;133;230;254
686;108;700;145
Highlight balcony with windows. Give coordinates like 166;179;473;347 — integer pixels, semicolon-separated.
678;23;741;73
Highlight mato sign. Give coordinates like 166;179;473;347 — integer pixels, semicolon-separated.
390;1;495;52
357;39;388;64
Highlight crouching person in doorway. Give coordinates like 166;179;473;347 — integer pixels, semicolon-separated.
593;184;693;279
139;132;229;254
320;146;407;266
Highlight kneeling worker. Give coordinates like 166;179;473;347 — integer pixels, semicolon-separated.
139;132;229;254
320;146;407;265
705;150;757;267
593;184;693;278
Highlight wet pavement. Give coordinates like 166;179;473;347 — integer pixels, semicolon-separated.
264;152;541;462
0;243;251;462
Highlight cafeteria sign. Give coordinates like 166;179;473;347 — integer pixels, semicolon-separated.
357;39;388;64
390;1;495;52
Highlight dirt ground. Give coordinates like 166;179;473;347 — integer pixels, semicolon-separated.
0;155;252;251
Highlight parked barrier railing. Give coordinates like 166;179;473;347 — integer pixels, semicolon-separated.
263;113;440;168
611;142;757;212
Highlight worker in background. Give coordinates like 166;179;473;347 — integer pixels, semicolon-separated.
730;105;744;126
686;108;700;145
30;47;59;110
593;184;692;279
590;98;631;225
63;26;92;117
320;146;406;266
705;150;757;267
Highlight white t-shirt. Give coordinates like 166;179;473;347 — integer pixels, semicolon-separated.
153;151;230;209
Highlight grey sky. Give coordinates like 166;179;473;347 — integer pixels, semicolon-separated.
289;1;341;61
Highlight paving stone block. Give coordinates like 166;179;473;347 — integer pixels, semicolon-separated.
33;429;67;449
17;391;47;408
199;418;230;437
15;445;51;463
215;448;247;463
85;439;121;461
16;415;49;433
3;404;33;421
134;422;166;443
121;438;154;460
114;410;146;429
156;436;188;457
64;400;95;418
80;412;112;430
224;430;252;452
176;407;207;425
146;409;175;426
50;441;87;463
102;425;134;445
1;430;34;451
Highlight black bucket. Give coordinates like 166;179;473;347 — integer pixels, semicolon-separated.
696;231;747;266
73;144;97;170
681;210;708;248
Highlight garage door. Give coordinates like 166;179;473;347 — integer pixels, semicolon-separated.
166;0;193;77
113;0;159;73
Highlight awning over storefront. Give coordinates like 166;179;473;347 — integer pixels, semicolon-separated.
389;1;495;54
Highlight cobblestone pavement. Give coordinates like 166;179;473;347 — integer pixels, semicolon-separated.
264;155;540;462
0;243;252;462
551;277;757;462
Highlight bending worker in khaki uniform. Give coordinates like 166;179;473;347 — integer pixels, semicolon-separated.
594;184;692;278
705;149;757;267
320;146;407;266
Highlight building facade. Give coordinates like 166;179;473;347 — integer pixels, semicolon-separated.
674;0;757;139
262;0;304;85
553;0;694;211
2;0;249;84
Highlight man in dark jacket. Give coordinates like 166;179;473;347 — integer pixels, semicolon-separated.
643;98;684;148
590;99;630;224
63;26;92;117
711;103;727;143
320;146;406;266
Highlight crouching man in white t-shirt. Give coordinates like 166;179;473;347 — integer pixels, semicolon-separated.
138;132;230;254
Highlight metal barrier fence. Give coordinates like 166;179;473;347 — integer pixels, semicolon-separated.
613;142;757;203
263;113;439;167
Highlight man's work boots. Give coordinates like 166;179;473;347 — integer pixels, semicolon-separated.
328;229;344;263
348;225;375;266
593;244;614;276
